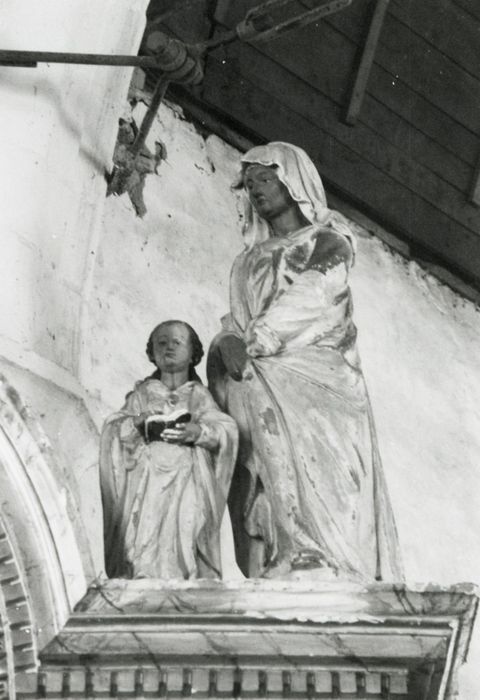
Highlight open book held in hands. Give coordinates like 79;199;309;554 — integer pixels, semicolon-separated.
143;409;191;442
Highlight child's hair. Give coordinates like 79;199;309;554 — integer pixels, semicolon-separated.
146;320;204;381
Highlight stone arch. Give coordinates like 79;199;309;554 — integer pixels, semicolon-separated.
0;511;37;698
0;374;95;696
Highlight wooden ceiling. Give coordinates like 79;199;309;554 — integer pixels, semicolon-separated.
147;0;480;289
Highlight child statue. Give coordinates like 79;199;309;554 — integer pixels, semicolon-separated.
100;320;238;580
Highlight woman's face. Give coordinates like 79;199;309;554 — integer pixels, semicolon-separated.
151;323;192;374
243;164;295;221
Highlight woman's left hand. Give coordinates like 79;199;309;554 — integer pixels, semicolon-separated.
162;421;201;445
246;322;282;357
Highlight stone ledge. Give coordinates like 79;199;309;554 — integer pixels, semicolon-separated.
73;578;479;622
16;580;478;699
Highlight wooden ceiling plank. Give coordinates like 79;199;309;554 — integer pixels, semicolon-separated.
360;95;471;194
469;152;480;206
214;0;263;28
345;0;390;125
451;0;480;24
329;4;480;135
365;63;478;168
214;0;236;25
203;56;480;285
212;0;479;158
222;29;477;181
250;17;479;166
210;48;480;232
389;0;480;80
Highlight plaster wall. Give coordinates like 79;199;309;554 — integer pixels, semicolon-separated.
0;0;148;374
0;0;149;580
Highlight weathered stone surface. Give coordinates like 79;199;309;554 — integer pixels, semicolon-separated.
31;581;478;700
1;15;480;693
73;578;478;620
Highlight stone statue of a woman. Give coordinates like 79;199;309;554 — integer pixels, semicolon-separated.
208;142;403;581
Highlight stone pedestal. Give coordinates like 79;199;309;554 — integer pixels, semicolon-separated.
16;579;478;699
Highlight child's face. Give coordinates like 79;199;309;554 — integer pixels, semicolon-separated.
151;323;192;374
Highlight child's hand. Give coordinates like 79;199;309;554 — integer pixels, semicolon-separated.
162;421;201;445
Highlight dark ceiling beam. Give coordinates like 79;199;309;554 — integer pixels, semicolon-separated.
469;151;480;206
344;0;390;125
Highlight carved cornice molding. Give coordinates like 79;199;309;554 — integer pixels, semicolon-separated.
26;580;478;700
33;666;408;698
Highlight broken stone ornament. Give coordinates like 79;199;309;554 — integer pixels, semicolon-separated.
106;117;167;217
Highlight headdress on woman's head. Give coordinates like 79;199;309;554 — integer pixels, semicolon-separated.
234;141;355;255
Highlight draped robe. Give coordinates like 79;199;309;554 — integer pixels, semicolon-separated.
209;222;403;581
100;379;238;579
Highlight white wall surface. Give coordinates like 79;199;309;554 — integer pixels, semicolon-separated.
0;0;149;636
1;29;479;690
0;0;148;376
